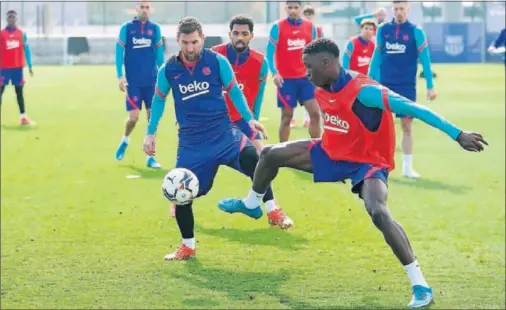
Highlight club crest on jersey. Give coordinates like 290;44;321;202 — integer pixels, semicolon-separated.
323;112;350;134
202;66;211;76
132;37;151;49
287;39;306;51
6;40;20;50
385;42;406;54
179;81;210;101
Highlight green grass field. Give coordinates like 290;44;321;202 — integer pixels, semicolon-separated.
1;64;505;309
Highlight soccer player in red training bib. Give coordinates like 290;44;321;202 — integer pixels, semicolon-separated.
369;1;436;179
292;5;324;129
267;1;322;142
219;38;488;308
212;15;269;153
0;10;35;125
114;0;164;168
144;18;294;261
343;19;376;75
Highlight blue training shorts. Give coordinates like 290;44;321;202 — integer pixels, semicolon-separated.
277;77;315;109
308;140;389;197
233;118;261;140
125;85;155;111
175;127;253;197
1;68;24;86
384;84;416;119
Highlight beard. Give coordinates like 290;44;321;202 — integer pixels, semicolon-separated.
182;52;200;62
232;41;248;53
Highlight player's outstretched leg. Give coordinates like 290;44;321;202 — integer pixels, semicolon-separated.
361;178;433;308
400;117;420;178
219;146;294;229
279;108;294;142
165;202;196;261
303;99;322;139
218;139;313;223
15;86;35;125
115;110;139;161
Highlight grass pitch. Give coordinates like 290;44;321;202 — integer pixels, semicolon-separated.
1;64;505;309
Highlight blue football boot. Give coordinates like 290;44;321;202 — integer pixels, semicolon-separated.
408;285;434;308
146;156;161;169
115;141;128;161
217;199;263;219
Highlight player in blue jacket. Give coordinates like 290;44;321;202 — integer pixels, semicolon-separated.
368;0;435;179
144;17;294;261
114;0;164;168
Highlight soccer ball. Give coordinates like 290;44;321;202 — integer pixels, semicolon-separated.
161;168;199;205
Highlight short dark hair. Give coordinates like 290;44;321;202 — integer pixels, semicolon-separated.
303;5;315;16
393;0;408;3
286;1;302;6
7;10;17;15
303;38;340;58
177;17;203;36
229;14;254;32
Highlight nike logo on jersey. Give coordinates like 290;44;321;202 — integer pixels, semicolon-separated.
5;40;20;50
385;42;407;54
293;30;300;34
179;81;210;101
287;39;306;51
132;37;152;49
323;112;350;133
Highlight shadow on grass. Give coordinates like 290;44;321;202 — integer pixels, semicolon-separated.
389;176;471;194
176;259;317;309
1;124;37;131
195;223;308;251
172;260;390;309
119;164;166;179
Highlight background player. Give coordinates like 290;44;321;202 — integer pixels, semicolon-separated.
144;17;293;261
212;15;268;153
0;10;34;125
368;0;435;178
342;19;376;75
220;38;488;308
115;0;164;168
488;27;505;65
291;5;324;129
267;1;322;142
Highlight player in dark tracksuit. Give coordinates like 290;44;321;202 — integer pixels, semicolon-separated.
369;0;435;179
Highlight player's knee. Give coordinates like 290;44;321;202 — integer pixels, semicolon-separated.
401;119;413;134
128;112;140;122
259;144;280;166
14;86;23;96
280;110;294;125
368;205;392;229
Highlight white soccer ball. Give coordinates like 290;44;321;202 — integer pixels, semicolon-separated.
161;168;199;205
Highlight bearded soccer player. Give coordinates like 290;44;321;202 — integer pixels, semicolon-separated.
144;17;294;261
343;19;376;75
267;1;322;142
212;15;268;153
115;0;164;168
0;10;35;125
219;38;488;308
368;0;435;178
292;5;324;129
